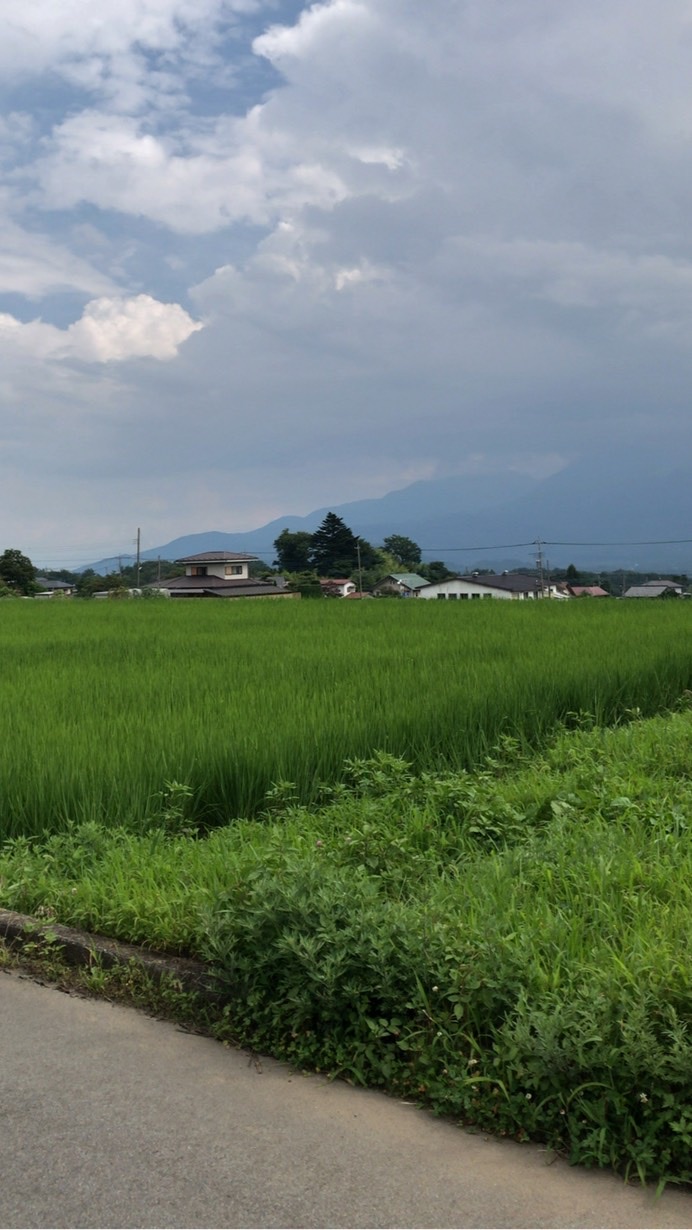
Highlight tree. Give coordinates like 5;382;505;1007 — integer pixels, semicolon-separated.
418;560;454;583
273;529;314;573
309;513;361;577
382;535;422;568
0;548;37;595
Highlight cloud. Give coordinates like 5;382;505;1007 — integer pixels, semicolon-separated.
1;0;263;81
0;295;203;362
5;0;692;557
0;216;118;299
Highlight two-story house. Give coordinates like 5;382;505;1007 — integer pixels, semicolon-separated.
149;552;298;599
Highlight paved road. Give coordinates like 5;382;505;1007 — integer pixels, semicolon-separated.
1;971;691;1229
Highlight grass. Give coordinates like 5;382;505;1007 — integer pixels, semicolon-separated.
1;707;691;1185
1;599;690;1183
2;598;692;838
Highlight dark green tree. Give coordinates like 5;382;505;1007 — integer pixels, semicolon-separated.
418;560;454;583
381;534;422;568
273;529;314;573
0;548;37;595
309;513;361;577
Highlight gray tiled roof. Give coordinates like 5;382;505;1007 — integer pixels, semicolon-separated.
470;573;541;593
175;551;259;563
153;575;276;591
149;575;284;598
624;584;679;598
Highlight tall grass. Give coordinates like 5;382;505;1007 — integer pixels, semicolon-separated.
2;711;691;1182
1;598;692;838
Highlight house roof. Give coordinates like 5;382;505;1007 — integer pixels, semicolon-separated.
470;573;542;593
568;585;610;597
150;576;279;596
176;551;259;564
35;577;74;590
623;584;681;598
385;573;428;589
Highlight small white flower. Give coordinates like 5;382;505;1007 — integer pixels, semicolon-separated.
525;1093;532;1100
431;985;439;992
639;1092;649;1103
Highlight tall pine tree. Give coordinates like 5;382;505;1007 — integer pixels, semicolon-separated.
309;513;361;576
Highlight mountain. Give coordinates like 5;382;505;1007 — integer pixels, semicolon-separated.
82;454;692;574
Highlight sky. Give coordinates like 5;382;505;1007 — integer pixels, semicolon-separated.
3;0;692;567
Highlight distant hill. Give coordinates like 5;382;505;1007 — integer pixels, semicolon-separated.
82;453;692;575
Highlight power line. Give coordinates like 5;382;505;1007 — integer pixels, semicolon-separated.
29;534;692;567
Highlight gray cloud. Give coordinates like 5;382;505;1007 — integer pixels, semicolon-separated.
2;0;692;557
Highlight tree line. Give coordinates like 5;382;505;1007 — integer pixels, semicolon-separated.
272;513;453;594
2;528;687;599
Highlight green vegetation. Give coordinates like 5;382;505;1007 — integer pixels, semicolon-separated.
2;599;692;839
1;599;691;1184
1;711;691;1184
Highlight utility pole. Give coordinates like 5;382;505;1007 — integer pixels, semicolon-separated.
535;537;545;598
136;527;141;589
157;555;161;583
356;539;363;596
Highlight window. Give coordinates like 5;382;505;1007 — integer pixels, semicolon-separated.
225;565;243;576
437;593;446;600
448;593;458;600
471;593;481;599
191;565;207;576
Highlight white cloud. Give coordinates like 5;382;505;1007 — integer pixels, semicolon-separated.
1;0;262;80
68;295;204;361
0;295;203;363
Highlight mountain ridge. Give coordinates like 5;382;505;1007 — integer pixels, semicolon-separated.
81;456;692;574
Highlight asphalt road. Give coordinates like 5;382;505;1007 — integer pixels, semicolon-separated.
1;971;691;1229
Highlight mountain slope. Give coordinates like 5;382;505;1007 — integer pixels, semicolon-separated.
83;455;692;574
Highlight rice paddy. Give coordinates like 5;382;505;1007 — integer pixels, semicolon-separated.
2;596;692;1183
1;596;692;839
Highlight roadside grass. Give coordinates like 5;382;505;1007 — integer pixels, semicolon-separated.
1;709;690;1185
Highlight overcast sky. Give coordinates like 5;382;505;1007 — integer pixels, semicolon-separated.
3;0;692;566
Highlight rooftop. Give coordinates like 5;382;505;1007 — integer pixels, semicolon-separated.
176;551;259;564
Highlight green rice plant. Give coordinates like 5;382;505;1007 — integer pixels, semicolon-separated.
1;597;692;838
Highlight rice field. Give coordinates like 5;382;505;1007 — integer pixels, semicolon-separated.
2;596;692;839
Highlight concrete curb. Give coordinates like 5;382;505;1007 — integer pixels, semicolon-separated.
0;908;221;1001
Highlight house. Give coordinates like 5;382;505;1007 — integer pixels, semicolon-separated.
319;578;357;597
417;572;542;601
623;580;684;599
567;585;610;598
372;573;428;597
148;552;299;600
34;577;75;597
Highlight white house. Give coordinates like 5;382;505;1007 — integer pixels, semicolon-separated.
372;573;428;597
417;573;542;601
319;578;357;597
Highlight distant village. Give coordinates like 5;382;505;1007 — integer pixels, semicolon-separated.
1;512;689;601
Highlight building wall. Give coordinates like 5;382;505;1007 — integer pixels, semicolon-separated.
188;561;250;580
417;579;513;600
